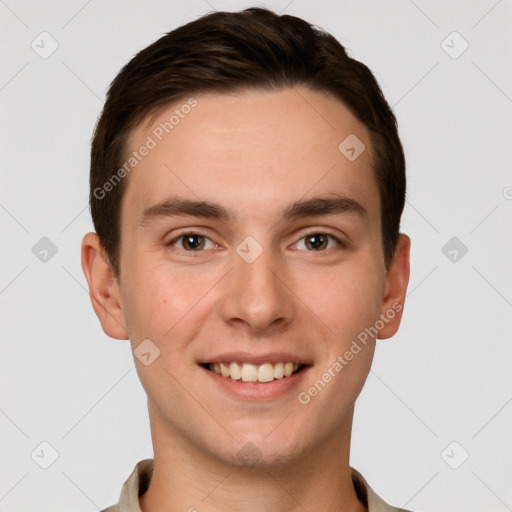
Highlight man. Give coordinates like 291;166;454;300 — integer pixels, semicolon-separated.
81;7;412;512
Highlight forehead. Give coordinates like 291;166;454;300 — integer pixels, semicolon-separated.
121;86;380;226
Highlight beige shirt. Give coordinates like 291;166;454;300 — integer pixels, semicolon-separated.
101;459;412;512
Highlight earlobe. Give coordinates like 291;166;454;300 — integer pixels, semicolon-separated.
81;232;129;340
377;233;411;340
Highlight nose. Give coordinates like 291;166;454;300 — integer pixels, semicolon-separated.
220;243;295;333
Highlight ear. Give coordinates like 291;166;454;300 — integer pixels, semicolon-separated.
377;233;411;339
81;232;129;339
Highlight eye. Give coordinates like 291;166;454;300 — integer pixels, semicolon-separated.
167;233;217;252
294;232;345;251
166;231;346;254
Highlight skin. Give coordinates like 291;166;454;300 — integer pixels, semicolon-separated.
82;86;410;512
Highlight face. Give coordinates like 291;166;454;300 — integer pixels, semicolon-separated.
83;86;410;468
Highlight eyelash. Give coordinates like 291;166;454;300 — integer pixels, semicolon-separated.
166;231;347;255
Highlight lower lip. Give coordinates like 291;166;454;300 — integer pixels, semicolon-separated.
200;365;311;400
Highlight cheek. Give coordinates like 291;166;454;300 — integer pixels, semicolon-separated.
122;259;213;341
298;268;381;419
303;263;384;342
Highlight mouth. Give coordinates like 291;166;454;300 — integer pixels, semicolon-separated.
201;361;308;383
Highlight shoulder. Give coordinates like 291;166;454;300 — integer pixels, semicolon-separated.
99;458;154;512
350;467;415;512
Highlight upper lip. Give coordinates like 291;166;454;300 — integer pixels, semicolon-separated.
199;351;312;366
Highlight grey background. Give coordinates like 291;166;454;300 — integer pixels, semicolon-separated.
1;1;511;511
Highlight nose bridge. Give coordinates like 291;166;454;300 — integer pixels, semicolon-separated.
223;237;293;331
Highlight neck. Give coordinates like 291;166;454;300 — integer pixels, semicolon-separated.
139;403;367;512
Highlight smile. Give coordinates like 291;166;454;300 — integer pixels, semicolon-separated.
206;361;305;383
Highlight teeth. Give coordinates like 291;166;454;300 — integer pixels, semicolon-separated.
284;362;294;377
257;363;275;383
207;361;303;382
241;363;258;382
229;361;242;380
219;362;230;377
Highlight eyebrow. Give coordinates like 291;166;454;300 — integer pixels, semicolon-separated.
140;194;367;226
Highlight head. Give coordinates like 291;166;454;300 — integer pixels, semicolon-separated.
82;7;410;468
89;7;406;279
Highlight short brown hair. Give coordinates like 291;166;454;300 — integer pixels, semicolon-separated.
90;7;406;278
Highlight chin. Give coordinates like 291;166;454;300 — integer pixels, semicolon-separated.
216;431;310;470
